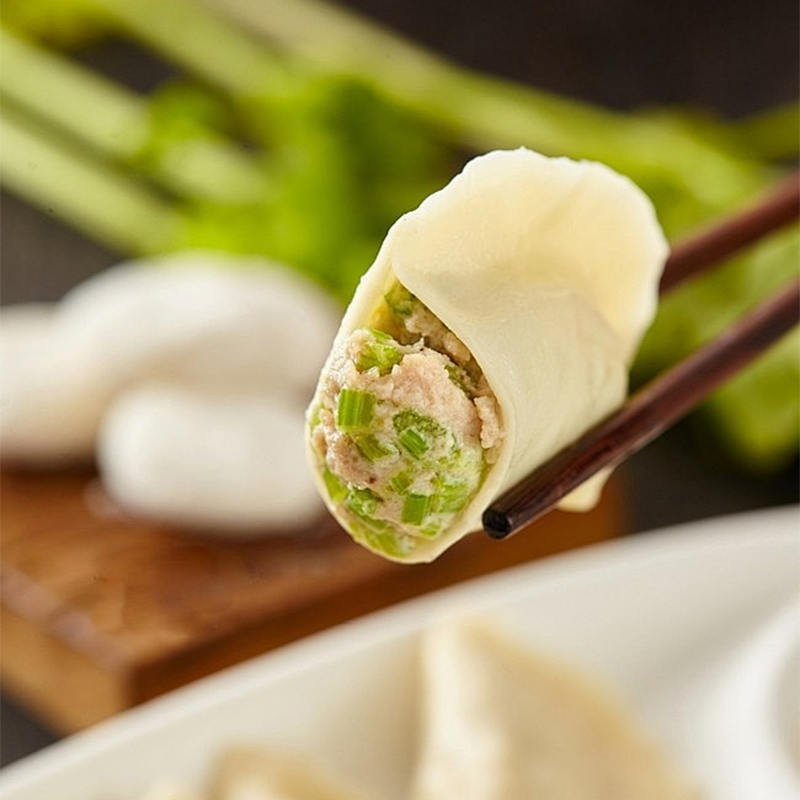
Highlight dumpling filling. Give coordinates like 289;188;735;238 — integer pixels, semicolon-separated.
308;284;502;559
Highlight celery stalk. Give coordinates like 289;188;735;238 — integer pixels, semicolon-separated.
199;0;773;207
85;0;291;95
729;103;800;162
82;0;762;206
0;27;266;203
0;26;144;157
81;0;777;223
0;102;181;254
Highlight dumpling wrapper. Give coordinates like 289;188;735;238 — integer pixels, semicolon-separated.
57;252;341;397
411;619;698;800
98;385;324;534
307;148;667;562
0;303;117;464
208;746;368;800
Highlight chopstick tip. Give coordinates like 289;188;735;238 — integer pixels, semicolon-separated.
482;507;512;539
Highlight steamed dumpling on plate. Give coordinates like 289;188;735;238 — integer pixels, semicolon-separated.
411;619;697;800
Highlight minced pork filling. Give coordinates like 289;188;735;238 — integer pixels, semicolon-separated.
308;283;502;558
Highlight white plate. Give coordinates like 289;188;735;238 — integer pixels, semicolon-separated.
2;506;798;799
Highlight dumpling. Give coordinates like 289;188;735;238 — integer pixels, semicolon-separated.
411;619;697;800
306;148;667;562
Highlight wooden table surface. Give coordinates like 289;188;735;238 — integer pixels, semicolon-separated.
0;465;628;734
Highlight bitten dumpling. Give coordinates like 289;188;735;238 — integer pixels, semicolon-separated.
306;149;667;562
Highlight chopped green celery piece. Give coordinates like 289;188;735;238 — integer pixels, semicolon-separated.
433;480;471;513
350;518;407;559
390;470;413;494
420;521;445;539
345;485;380;518
322;468;347;504
401;493;433;525
384;282;417;318
449;445;485;478
445;362;472;395
345;490;414;558
396;427;429;459
307;402;322;430
354;433;394;462
393;409;446;438
336;388;375;430
393;409;448;459
355;329;403;375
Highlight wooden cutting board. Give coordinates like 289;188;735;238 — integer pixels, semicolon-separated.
0;466;628;734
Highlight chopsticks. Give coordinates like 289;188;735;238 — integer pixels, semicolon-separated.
483;172;800;539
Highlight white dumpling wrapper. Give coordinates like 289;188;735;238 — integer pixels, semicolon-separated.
0;303;117;464
135;780;204;800
411;619;697;800
57;251;340;396
308;148;667;562
209;746;368;800
98;385;324;534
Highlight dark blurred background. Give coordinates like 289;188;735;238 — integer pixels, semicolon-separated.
2;0;798;767
350;0;798;114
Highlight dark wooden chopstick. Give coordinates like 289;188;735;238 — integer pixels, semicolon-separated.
483;172;800;539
